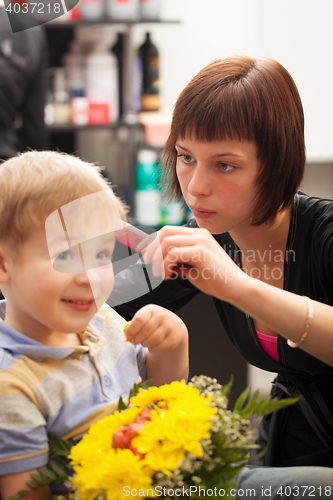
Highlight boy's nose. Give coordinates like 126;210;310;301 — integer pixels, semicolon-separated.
74;268;91;285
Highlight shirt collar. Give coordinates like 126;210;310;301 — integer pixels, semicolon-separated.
0;300;106;361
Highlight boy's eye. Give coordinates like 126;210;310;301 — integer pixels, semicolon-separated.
96;250;112;261
57;251;72;261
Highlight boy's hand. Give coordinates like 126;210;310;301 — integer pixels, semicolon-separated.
124;304;187;352
124;305;189;386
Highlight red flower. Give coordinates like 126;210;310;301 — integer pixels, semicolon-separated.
112;407;152;457
135;407;152;425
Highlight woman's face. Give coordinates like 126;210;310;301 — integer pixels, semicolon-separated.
175;137;261;235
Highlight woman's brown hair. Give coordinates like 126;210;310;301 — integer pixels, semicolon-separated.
161;55;305;225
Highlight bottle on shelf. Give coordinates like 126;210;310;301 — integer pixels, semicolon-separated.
85;41;119;123
138;32;160;112
80;0;104;20
140;0;162;20
111;33;124;119
159;165;186;225
134;149;161;227
160;200;186;226
62;41;85;99
52;68;71;124
107;0;140;20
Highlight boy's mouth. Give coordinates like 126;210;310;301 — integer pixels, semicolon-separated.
61;299;95;311
62;299;93;304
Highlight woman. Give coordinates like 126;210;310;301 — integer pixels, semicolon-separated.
113;55;333;491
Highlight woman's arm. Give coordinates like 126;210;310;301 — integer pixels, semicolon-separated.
140;225;333;367
233;276;333;367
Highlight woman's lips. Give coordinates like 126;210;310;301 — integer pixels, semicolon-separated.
190;207;216;219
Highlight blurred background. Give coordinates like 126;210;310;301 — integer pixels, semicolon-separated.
5;0;333;402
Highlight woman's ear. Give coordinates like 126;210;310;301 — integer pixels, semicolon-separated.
0;244;10;284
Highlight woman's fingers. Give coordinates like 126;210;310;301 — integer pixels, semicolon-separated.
142;227;214;279
139;226;201;260
151;235;199;277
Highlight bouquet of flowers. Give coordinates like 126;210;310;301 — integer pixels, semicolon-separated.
11;376;296;500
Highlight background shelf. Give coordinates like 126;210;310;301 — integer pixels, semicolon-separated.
44;19;181;28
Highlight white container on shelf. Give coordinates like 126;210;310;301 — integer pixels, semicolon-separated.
85;43;119;122
140;0;161;19
107;0;139;20
80;0;105;20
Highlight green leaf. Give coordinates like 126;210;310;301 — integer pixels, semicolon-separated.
118;396;127;412
48;460;68;477
233;386;251;412
246;395;298;419
128;379;152;400
238;389;260;417
220;375;233;399
30;473;51;485
48;434;74;458
140;379;152;390
260;396;299;416
9;490;30;499
38;467;57;479
26;481;40;489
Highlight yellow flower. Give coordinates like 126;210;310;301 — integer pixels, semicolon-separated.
69;380;217;495
131;384;217;474
70;406;141;468
73;448;155;500
130;380;190;410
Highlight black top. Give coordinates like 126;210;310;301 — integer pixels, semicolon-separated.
0;8;48;159
113;193;333;466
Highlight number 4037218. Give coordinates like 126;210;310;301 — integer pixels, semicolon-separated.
5;2;62;14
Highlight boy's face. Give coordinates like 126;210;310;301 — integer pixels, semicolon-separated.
2;202;116;343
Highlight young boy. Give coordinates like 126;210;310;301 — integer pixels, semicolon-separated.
0;151;189;500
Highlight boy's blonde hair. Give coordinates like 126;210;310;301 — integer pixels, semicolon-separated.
0;151;127;247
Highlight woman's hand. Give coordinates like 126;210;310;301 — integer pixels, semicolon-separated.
138;225;247;303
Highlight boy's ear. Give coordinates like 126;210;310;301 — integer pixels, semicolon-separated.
0;244;10;283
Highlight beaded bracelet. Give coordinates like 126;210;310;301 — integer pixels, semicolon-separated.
287;296;313;348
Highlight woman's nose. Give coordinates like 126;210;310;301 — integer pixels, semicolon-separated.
187;164;212;197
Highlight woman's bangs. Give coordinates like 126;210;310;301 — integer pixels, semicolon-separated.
175;89;255;144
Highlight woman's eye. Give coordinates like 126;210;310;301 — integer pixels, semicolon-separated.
219;163;234;172
178;154;195;164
